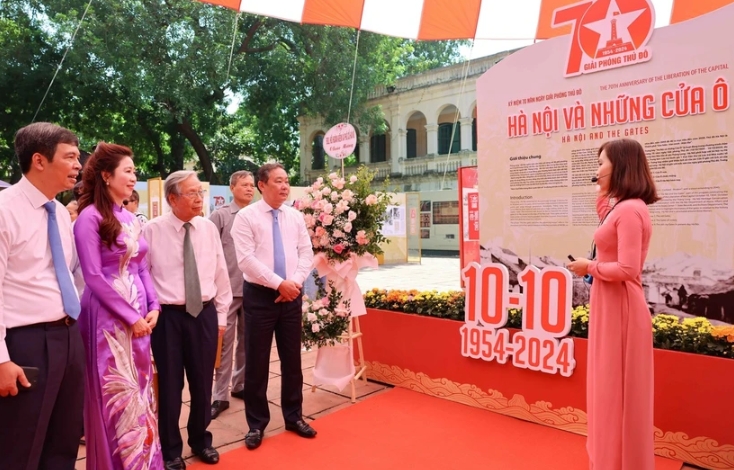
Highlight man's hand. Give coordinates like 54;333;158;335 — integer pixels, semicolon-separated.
218;326;226;338
145;310;160;330
0;361;29;397
132;317;153;338
276;280;302;303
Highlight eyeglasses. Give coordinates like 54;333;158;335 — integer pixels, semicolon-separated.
180;190;207;199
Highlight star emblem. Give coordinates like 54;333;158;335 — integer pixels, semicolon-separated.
582;0;646;56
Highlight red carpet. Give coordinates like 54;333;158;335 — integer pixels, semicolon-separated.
190;387;682;470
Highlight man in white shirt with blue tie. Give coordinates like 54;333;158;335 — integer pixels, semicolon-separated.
0;122;85;469
231;162;316;450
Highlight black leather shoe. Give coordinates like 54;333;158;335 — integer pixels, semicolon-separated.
193;447;219;464
211;400;230;419
230;389;245;400
164;457;186;470
244;429;263;450
285;419;317;438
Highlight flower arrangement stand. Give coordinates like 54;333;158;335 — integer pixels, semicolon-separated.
311;316;368;403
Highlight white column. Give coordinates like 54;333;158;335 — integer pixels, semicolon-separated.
388;105;401;173
425;124;439;156
298;117;309;179
359;135;370;164
459;117;473;152
396;129;407;173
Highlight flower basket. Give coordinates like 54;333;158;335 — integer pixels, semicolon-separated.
296;166;392;346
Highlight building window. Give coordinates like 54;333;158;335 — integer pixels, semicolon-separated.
312;135;325;170
370;134;387;163
438;123;460;155
432;201;459;225
406;129;417;159
472;118;477;151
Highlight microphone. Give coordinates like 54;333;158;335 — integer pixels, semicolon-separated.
591;174;609;183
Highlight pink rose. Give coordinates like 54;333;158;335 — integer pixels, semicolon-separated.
315;226;326;237
343;222;353;233
320;235;329;246
347;210;357;221
356;230;369;245
320;214;334;226
333;244;345;254
365;194;378;205
328;172;339;180
341;189;354;201
304;214;315;228
330;192;339;202
349;175;358;183
323;203;333;214
333;229;345;239
334;179;345;190
321;187;332;196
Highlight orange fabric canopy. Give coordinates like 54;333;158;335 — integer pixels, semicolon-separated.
199;0;734;41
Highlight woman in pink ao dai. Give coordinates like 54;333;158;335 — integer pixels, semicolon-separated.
568;138;660;470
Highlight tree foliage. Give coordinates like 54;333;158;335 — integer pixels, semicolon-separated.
0;0;466;184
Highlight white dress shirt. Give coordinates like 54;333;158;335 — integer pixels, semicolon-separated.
0;177;80;363
143;213;232;327
231;199;313;290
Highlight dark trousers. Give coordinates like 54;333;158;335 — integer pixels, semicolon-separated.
151;302;218;461
243;281;304;431
0;322;85;470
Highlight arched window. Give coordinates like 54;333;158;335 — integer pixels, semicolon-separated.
406;129;417;159
472;118;477;151
438;123;460;155
312;134;325;170
370;134;387;163
406;111;427;158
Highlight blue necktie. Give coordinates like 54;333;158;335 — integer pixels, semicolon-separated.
43;202;81;319
271;209;287;279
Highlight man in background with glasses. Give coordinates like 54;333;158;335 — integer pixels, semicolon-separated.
143;171;233;469
209;171;255;419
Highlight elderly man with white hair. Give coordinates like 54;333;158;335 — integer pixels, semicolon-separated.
143;171;232;470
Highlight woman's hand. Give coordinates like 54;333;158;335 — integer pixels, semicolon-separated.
132;318;152;338
567;257;592;277
145;310;160;330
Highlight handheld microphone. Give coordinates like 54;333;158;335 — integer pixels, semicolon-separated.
591;174;609;183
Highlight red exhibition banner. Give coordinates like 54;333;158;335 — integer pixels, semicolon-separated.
458;166;480;276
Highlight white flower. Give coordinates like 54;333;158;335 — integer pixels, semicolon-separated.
343;222;353;232
350;175;358;183
348;211;357;221
307;312;317;322
311;323;321;333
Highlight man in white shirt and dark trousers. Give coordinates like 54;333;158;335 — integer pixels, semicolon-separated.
210;170;255;419
231;162;316;450
0;122;84;469
144;171;233;469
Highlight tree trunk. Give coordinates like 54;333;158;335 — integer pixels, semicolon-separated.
177;118;219;184
169;132;185;173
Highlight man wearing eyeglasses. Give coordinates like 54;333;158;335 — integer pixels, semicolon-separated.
143;171;233;469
